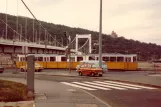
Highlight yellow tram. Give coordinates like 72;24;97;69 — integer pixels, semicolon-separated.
16;53;138;71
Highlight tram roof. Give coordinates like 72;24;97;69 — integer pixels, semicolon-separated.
17;53;137;57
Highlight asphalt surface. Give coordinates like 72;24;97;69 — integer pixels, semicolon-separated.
1;69;161;107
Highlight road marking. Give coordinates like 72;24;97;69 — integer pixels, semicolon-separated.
94;81;141;89
83;81;127;90
72;82;111;90
61;82;96;90
104;81;157;90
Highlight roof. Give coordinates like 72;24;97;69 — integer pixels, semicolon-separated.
80;60;105;63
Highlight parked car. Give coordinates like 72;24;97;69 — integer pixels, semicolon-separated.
76;60;108;73
20;63;44;72
76;60;107;77
0;66;4;73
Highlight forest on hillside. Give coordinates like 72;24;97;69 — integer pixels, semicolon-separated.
0;13;160;61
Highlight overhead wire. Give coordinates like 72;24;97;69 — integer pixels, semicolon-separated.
20;0;63;47
77;39;89;51
0;18;30;42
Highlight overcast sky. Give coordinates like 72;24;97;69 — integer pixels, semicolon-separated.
0;0;161;45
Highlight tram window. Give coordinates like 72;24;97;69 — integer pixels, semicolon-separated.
71;57;75;62
50;57;56;61
89;57;95;60
117;57;124;62
133;57;137;62
35;57;38;61
77;57;83;61
110;57;116;62
44;57;47;61
61;57;67;61
96;57;98;60
38;57;43;61
20;57;25;61
102;57;109;61
126;57;131;62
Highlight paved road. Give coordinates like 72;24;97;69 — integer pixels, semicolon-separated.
36;75;161;107
1;69;161;107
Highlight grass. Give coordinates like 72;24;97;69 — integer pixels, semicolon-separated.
0;79;28;102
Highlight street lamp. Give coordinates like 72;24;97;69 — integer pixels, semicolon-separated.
99;0;102;68
39;24;41;44
32;19;35;43
25;17;27;43
12;30;16;58
35;29;37;43
19;24;22;42
54;35;57;46
1;29;4;39
61;37;63;46
5;0;8;40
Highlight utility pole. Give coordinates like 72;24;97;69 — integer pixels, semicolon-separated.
16;0;19;41
19;24;22;42
32;19;34;42
64;31;71;73
45;30;47;54
39;24;41;44
35;29;37;43
25;17;27;42
99;0;103;68
5;0;8;40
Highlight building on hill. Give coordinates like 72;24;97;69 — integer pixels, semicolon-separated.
111;31;118;38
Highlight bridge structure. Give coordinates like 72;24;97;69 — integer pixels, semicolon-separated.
0;0;92;68
0;38;76;55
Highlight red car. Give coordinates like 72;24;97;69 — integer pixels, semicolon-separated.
77;62;103;77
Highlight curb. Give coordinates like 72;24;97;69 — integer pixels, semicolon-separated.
0;101;34;107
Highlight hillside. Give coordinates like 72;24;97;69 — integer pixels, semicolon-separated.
0;13;161;61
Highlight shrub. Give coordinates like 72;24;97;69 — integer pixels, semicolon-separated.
0;79;28;102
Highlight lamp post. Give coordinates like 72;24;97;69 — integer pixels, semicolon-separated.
39;24;41;44
13;30;16;54
44;30;47;54
61;37;63;46
25;17;27;42
5;0;8;40
2;29;4;39
35;29;37;43
19;24;22;42
54;35;56;46
32;19;34;42
99;0;103;68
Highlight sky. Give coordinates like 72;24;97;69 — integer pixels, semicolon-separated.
0;0;161;45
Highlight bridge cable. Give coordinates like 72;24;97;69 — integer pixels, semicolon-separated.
0;18;30;42
77;39;89;51
20;0;63;47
